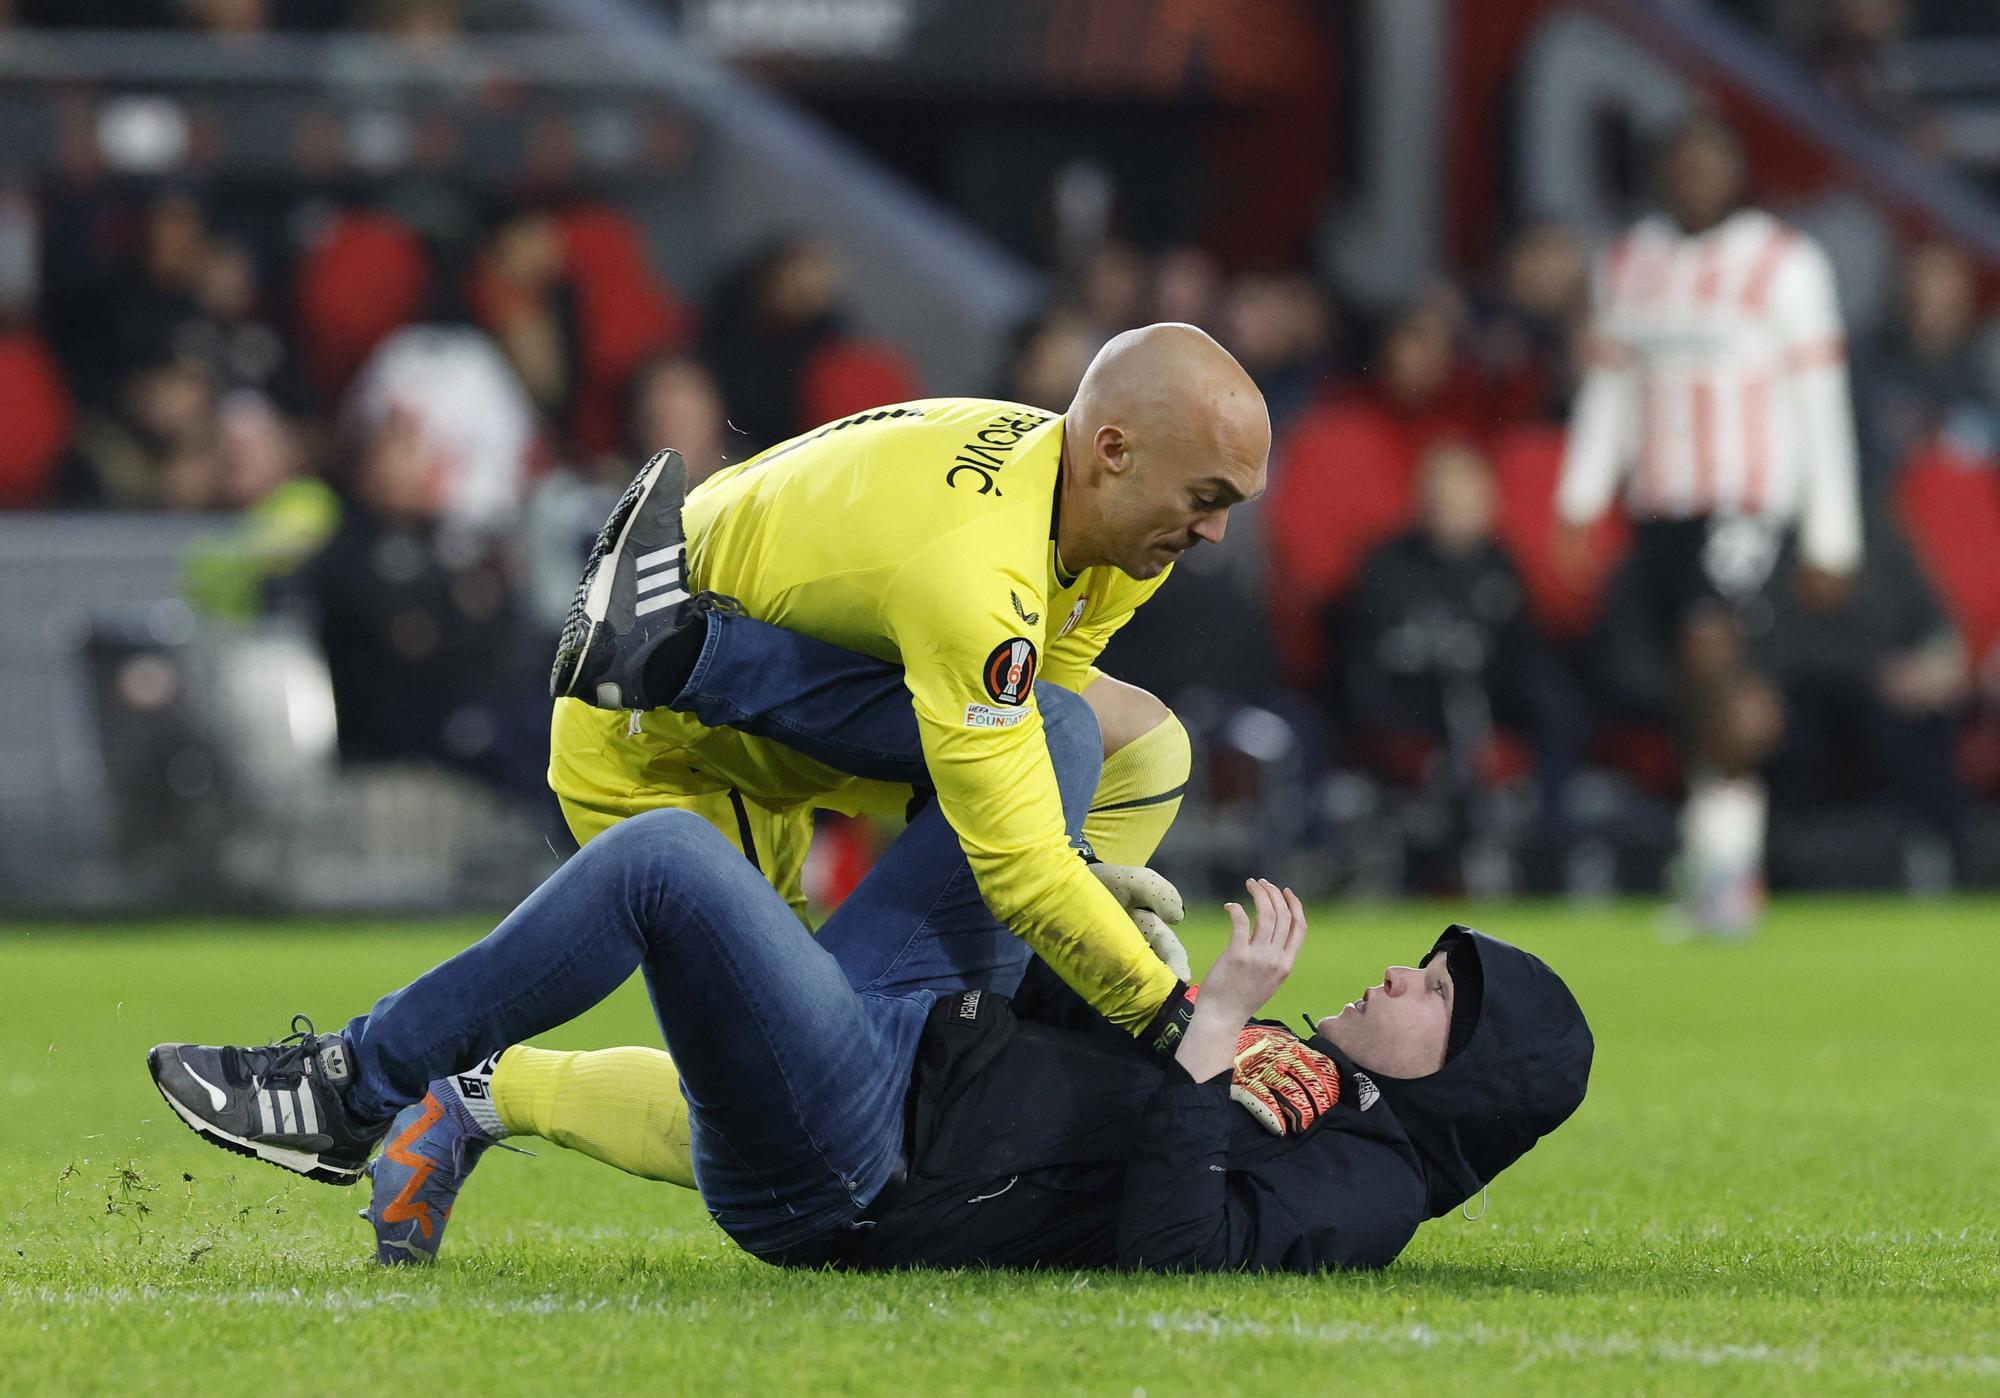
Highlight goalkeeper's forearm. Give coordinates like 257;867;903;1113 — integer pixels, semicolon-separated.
962;837;1184;1037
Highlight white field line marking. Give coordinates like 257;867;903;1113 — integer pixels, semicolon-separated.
7;1286;1997;1379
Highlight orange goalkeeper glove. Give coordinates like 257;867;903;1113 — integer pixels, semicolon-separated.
1229;1023;1341;1135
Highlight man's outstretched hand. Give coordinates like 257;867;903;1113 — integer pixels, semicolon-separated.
1200;879;1304;1017
1173;879;1306;1082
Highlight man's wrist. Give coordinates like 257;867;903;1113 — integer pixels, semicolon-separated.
1173;995;1251;1081
1189;990;1258;1032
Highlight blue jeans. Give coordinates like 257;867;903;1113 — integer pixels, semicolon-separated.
343;617;1102;1257
680;612;1098;995
675;608;936;787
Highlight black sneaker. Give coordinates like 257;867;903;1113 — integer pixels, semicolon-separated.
550;448;697;709
147;1015;387;1186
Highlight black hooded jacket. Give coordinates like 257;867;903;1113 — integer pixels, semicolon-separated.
829;927;1593;1273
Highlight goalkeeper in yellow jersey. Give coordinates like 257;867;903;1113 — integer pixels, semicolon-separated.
546;322;1269;1052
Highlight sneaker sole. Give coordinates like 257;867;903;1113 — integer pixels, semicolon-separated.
554;449;688;704
148;1056;365;1187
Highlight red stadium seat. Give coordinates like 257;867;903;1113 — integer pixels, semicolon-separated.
802;813;879;911
1346;729;1534;792
1263;399;1426;685
1490;425;1630;641
557;205;694;453
294;211;432;408
1896;447;2000;801
800;338;922;428
0;332;74;508
1896;443;2000;666
1590;723;1683;798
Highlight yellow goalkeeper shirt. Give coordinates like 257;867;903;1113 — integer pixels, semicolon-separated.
550;398;1178;1031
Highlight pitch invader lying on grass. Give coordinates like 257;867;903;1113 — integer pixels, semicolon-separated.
148;614;1593;1273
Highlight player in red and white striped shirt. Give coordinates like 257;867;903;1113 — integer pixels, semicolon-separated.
1556;112;1864;937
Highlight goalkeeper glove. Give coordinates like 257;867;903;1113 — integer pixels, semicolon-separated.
1089;862;1191;980
1229;1024;1342;1135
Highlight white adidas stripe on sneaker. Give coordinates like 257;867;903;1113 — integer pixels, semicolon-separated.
633;541;688;617
634;542;683;574
635;587;690;617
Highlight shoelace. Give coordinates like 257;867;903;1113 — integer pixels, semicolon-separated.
237;1013;326;1090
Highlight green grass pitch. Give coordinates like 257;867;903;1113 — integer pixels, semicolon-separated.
3;898;1996;1395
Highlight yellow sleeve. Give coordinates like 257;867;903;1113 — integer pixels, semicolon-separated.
883;529;1178;1032
1039;567;1170;694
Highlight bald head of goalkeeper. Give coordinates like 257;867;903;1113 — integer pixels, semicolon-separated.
1052;322;1271;581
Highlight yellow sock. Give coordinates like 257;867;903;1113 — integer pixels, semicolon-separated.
491;1044;695;1188
1084;710;1190;865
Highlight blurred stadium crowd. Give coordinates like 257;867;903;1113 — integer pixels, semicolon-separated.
8;0;2000;905
1725;0;2000;170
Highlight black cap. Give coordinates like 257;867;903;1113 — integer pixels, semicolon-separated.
1435;930;1484;1063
